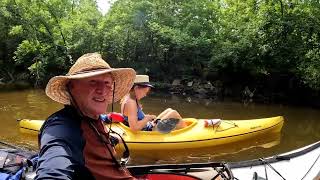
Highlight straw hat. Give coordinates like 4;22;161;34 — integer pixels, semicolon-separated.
134;75;154;88
45;53;136;105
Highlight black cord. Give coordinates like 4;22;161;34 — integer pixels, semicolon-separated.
112;81;115;112
223;120;238;127
212;163;234;180
109;128;130;166
106;81;130;166
215;120;238;132
108;81;116;136
88;120;122;168
263;161;268;180
300;151;320;180
67;84;128;168
260;158;286;180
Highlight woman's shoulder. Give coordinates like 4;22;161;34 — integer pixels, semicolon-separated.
123;97;139;111
125;98;136;106
121;94;133;103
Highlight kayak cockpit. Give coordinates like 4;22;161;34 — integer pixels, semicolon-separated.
113;118;198;135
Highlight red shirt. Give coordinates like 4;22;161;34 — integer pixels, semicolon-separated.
81;119;134;180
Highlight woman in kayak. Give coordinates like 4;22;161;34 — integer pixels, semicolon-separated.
120;75;186;131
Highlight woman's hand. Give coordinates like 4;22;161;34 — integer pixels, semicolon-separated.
145;114;157;121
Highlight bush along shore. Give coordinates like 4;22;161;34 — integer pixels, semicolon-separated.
0;80;32;91
1;77;320;108
152;78;320;108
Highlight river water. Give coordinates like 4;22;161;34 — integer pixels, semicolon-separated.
0;89;319;165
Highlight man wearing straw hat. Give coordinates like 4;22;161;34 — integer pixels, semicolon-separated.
35;53;136;180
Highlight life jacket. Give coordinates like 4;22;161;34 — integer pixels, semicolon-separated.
0;148;37;180
99;112;125;123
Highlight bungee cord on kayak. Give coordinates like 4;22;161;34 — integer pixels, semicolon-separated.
300;151;320;180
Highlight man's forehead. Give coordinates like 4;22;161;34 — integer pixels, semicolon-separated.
71;73;114;83
86;73;113;81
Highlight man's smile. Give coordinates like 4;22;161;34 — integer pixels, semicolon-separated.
93;97;105;102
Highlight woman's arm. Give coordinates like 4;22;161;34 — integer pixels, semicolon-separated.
125;99;155;131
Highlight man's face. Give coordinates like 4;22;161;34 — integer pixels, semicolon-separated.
69;73;114;119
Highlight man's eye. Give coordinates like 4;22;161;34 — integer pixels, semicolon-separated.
89;81;97;85
105;81;112;86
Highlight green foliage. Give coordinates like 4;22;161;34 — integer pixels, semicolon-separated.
299;46;320;90
101;0;218;80
0;0;320;92
0;0;103;86
209;0;320;89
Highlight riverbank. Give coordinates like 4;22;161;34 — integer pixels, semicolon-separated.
0;81;32;91
153;79;320;108
1;79;319;108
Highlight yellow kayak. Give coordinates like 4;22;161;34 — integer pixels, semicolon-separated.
19;116;284;150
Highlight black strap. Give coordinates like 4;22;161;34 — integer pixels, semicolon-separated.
260;158;286;180
87;120;121;167
212;163;234;180
300;151;320;180
109;128;130;166
111;82;115;113
67;82;130;168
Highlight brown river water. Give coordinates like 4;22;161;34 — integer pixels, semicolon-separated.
0;89;319;165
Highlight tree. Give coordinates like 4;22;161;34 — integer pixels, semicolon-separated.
0;0;103;86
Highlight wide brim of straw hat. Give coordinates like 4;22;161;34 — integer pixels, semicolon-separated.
134;82;155;88
46;68;136;105
134;74;154;88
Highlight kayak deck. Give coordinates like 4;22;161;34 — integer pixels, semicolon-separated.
112;116;284;150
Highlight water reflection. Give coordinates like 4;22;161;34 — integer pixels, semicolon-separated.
0;89;320;165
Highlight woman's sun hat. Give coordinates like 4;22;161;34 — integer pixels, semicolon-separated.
45;53;136;105
134;75;154;88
